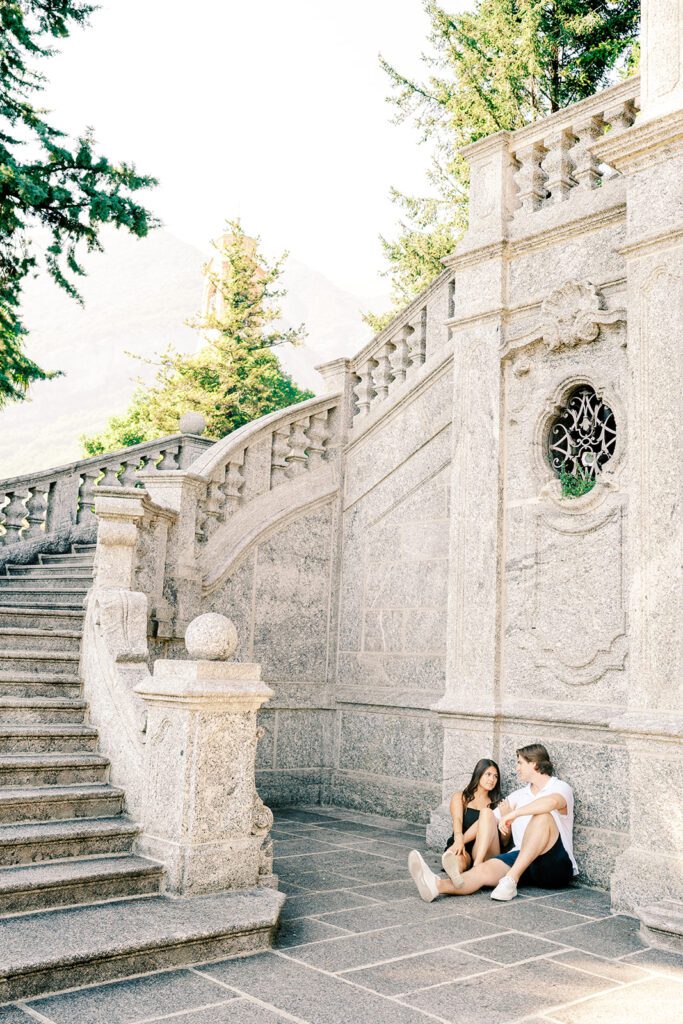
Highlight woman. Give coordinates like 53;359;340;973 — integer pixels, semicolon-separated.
442;758;507;884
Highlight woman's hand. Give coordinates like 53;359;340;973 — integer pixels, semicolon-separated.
452;833;465;857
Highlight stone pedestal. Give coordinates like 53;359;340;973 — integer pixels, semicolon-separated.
135;614;276;896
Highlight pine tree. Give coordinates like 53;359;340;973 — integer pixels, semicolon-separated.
0;1;157;406
81;222;313;454
374;0;640;314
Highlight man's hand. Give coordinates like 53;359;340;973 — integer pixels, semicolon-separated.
498;810;516;836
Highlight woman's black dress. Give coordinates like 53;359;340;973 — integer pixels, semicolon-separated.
444;805;481;860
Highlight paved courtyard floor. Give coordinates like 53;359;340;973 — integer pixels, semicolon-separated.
1;806;681;1024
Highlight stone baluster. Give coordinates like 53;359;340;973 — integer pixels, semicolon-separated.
223;457;245;513
25;484;50;539
99;461;122;487
352;360;375;419
390;328;412;386
513;142;547;213
541;129;576;203
286;418;310;477
371;344;393;402
570;115;604;190
199;469;226;542
305;411;329;467
77;467;101;524
410;309;428;370
135;613;279;896
603;98;637;133
156;446;180;471
270;427;291;487
1;490;29;543
119;459;141;488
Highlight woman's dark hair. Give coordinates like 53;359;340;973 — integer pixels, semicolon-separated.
516;743;554;777
462;758;502;809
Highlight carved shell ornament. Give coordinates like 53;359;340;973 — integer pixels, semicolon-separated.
539;281;623;351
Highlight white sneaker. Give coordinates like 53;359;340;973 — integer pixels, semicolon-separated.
408;850;439;903
490;875;518;901
441;848;464;889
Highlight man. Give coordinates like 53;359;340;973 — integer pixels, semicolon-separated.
409;743;577;902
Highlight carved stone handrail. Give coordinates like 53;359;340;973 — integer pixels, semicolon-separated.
0;432;212;550
509;77;640;215
348;269;452;428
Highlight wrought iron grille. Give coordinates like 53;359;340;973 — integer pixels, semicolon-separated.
548;386;616;479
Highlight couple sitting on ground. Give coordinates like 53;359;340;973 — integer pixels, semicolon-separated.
408;743;577;903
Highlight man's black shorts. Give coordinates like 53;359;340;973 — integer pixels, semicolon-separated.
495;835;574;888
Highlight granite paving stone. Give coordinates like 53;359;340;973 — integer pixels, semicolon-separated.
621;946;683;977
284;914;504;971
145;999;293;1023
458;931;567;964
197;952;441;1023
273;917;352;948
279;890;378;921
317;897;472;933
301;827;378;848
546;978;683;1023
273;838;339;857
546;914;647;958
458;895;595;934
401;955;616;1023
0;1009;33;1024
26;969;237;1024
534;888;614;919
340;947;496;996
276;867;366;891
552;947;652;982
351;879;418;902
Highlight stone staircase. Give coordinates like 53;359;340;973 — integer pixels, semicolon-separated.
0;544;165;915
0;545;283;1003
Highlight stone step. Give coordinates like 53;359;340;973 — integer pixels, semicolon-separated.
0;627;82;653
4;565;94;580
0;673;81;699
0;607;85;631
71;544;97;553
0;580;88;596
0;589;86;607
0;887;283;1001
0;753;108;788
39;553;95;567
0;696;86;725
0;783;124;824
0;724;98;754
639;900;683;953
0;854;164;915
0;650;81;676
0;816;139;866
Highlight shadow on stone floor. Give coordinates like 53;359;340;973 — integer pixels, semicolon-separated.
2;806;681;1024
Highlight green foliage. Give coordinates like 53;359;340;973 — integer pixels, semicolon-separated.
373;0;640;318
0;0;157;406
81;222;314;455
558;465;596;498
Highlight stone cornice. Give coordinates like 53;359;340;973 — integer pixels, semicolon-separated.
433;698;621;733
509;197;626;257
619;223;683;258
591;108;683;172
443;240;507;270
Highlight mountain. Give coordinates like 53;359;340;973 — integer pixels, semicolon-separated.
0;229;382;478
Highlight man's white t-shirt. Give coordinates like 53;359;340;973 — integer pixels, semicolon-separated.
495;776;578;875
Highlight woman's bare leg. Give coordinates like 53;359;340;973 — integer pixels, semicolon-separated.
436;858;508;896
471;808;500;866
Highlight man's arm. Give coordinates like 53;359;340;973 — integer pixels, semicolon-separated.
499;793;567;833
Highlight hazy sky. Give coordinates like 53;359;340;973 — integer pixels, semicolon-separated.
41;0;452;299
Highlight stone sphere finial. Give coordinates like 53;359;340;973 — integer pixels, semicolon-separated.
185;613;238;661
179;411;206;436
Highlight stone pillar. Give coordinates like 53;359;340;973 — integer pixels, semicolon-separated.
592;5;683;914
93;487;146;590
315;357;355;437
427;134;512;846
142;471;207;636
135;613;276;896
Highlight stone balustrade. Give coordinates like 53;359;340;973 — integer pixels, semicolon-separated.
510;77;640;216
350;282;444;426
190;395;341;545
0;432;212;548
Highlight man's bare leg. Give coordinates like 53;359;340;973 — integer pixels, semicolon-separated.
435;857;508;895
505;812;558;884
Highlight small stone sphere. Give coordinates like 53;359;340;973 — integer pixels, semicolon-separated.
179;411;206;436
185;613;238;661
